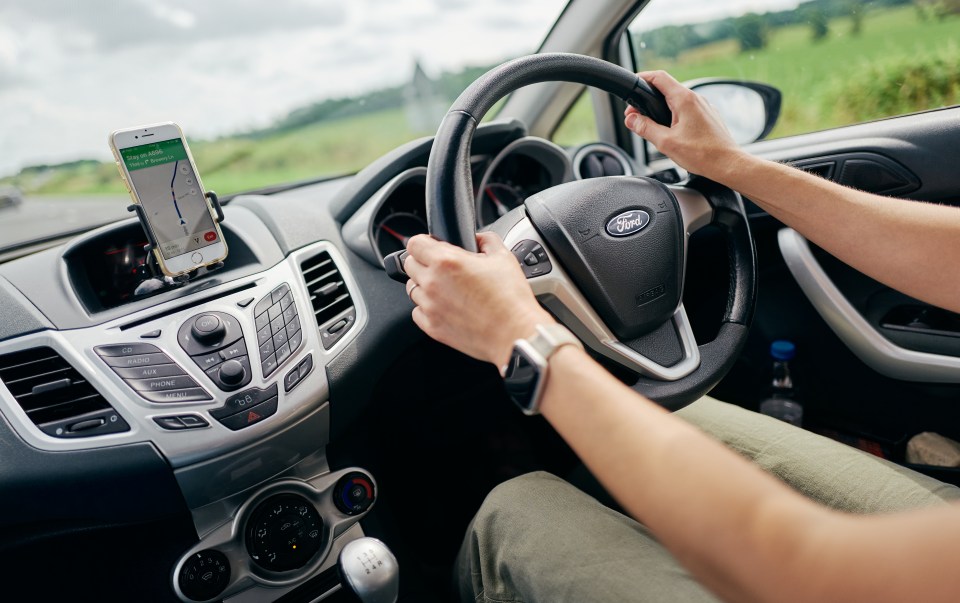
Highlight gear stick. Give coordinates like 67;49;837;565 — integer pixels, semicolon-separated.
338;537;399;603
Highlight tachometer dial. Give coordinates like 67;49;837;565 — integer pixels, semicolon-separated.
374;211;428;257
480;182;525;225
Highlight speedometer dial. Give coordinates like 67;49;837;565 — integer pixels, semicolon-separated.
480;182;525;225
374;211;428;257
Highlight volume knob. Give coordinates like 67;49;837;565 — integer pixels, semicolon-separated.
218;359;246;386
191;314;225;344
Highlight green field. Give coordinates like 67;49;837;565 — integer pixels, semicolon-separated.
5;6;959;196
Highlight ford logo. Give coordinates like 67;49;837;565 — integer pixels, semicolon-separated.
606;210;650;237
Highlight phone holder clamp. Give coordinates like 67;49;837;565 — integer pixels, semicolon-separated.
128;191;226;295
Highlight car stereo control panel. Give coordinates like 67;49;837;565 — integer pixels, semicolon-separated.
0;242;365;469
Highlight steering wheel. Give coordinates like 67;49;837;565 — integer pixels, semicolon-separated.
423;53;757;410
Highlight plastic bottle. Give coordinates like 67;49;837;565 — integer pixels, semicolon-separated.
758;340;803;426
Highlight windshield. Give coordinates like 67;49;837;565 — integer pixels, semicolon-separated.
0;0;567;250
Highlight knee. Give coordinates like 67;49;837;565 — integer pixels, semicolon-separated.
470;472;563;544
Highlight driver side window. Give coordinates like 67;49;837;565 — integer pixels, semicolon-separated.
626;0;959;139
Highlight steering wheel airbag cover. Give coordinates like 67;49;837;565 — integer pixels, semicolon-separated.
525;177;684;340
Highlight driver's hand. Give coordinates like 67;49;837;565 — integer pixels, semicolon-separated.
625;71;743;183
403;232;555;369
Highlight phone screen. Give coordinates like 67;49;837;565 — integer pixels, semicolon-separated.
119;138;219;260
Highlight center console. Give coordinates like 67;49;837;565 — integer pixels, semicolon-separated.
0;236;381;602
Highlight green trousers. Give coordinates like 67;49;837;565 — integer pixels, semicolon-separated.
456;397;960;602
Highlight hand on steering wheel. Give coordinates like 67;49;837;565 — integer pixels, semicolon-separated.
403;231;554;369
624;71;742;183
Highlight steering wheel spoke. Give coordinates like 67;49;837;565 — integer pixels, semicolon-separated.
503;213;702;380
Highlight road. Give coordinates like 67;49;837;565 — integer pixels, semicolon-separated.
0;195;131;248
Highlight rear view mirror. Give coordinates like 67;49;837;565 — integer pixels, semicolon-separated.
686;79;782;145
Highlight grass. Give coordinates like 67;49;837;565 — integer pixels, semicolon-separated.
4;6;958;196
643;6;960;138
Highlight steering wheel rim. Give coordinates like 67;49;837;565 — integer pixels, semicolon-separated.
425;53;756;410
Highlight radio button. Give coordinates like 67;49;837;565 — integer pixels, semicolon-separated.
128;374;200;392
95;343;160;357
140;387;212;404
113;363;185;380
102;352;173;368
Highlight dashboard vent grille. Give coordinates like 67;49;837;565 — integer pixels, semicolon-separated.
301;251;354;331
0;347;124;438
575;146;630;180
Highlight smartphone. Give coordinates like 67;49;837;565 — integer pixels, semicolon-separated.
109;122;227;276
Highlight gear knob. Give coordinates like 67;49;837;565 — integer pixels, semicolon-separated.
338;537;399;603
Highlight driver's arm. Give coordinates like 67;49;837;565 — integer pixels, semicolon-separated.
402;234;960;602
625;70;960;315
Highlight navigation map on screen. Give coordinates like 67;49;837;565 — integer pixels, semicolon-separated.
120;138;219;260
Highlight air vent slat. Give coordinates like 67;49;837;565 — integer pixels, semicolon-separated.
300;251;356;349
0;346;128;438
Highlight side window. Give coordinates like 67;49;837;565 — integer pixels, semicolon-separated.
627;1;960;139
552;91;598;147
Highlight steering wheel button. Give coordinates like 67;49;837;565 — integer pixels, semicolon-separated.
271;283;291;304
523;252;539;266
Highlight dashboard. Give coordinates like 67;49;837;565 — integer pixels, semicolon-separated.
0;119;636;602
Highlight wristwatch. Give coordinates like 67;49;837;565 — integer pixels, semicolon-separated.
502;323;584;415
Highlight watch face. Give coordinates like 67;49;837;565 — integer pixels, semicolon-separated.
503;346;540;412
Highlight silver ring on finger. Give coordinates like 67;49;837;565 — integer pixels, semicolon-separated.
408;282;419;301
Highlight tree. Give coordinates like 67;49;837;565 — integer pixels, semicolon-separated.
734;13;768;52
848;0;864;35
806;7;830;41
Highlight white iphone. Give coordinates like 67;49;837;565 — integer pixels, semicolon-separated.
109;122;227;277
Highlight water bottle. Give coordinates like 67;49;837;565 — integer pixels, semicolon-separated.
759;340;803;426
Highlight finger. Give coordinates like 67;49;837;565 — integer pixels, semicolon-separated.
406;234;459;266
625;113;669;147
402;254;428;282
405;279;424;306
638;70;690;105
476;231;506;255
411;305;432;334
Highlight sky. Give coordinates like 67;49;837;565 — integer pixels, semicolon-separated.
0;0;799;176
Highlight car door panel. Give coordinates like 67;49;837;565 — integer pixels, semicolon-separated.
706;107;960;457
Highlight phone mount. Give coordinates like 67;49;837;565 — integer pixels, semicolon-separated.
128;190;226;297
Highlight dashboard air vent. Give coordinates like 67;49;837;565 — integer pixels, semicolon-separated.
300;251;357;349
574;145;632;180
0;347;128;438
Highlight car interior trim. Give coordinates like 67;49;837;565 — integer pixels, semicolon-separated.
779;227;960;383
